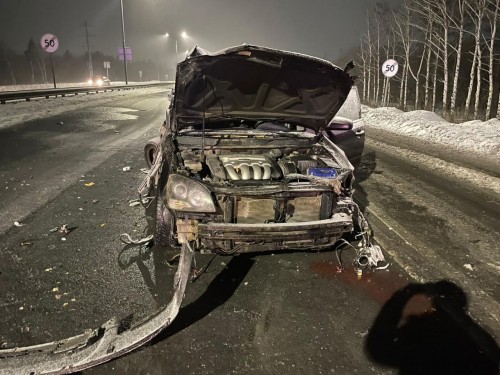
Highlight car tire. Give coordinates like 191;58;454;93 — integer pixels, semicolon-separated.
144;137;161;168
155;192;174;247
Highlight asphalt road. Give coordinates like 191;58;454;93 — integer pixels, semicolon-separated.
0;93;498;374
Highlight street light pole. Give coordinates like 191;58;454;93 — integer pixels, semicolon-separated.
119;0;128;85
175;39;178;64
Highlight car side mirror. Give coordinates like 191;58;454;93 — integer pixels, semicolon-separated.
328;116;353;130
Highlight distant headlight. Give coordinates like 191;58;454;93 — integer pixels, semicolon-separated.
166;174;216;212
96;78;103;86
87;79;93;85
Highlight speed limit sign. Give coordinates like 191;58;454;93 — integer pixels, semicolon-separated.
382;59;398;78
40;33;59;53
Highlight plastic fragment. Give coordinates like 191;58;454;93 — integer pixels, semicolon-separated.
84;182;95;187
122;166;131;172
464;263;474;271
14;221;25;227
20;241;33;246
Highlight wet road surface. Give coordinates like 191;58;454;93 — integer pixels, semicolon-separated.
0;95;498;374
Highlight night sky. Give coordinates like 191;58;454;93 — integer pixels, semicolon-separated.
0;0;403;66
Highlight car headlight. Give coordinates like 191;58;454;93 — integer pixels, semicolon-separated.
166;174;216;212
96;78;103;86
87;79;93;85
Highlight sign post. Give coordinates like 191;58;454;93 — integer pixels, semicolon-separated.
103;61;110;77
40;33;59;89
138;70;143;81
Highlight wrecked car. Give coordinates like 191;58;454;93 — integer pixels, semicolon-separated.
142;45;372;256
0;45;381;375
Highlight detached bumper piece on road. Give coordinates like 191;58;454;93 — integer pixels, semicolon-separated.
0;244;193;375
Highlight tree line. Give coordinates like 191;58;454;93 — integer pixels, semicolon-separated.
358;0;500;121
0;38;167;86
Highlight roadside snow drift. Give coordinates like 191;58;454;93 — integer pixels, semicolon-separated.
362;106;500;161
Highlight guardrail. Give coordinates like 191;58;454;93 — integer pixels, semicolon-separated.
0;82;173;104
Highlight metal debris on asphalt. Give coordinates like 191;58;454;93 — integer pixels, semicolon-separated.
119;233;154;245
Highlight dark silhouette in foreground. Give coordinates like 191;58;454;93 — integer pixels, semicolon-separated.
365;281;499;375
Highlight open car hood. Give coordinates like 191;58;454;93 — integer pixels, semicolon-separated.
174;45;354;131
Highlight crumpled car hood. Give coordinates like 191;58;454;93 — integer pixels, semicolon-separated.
174;44;354;131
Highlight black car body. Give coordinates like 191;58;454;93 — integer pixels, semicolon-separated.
142;45;368;254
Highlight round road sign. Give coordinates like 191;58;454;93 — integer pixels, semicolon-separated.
382;59;398;78
40;33;59;53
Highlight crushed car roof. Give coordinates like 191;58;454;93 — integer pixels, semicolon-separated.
174;44;354;131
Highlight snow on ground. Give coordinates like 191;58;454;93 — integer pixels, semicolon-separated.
0;86;167;130
362;105;500;161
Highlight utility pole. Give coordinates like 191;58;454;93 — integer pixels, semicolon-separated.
119;0;128;85
84;21;93;79
156;54;160;81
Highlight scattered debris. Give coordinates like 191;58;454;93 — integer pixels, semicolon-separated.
49;227;59;233
84;182;95;187
52;287;59;292
92;199;99;204
55;295;62;300
20;241;33;247
62;303;69;308
19;306;24;311
464;263;474;271
122;166;131;172
355;330;369;338
59;224;69;234
129;201;141;207
100;223;106;227
79;208;83;211
244;282;249;286
14;221;25;227
61;237;67;241
71;298;76;302
45;268;53;272
140;168;149;174
119;233;153;245
57;121;64;125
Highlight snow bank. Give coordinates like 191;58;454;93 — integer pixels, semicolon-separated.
0;86;167;130
362;106;500;160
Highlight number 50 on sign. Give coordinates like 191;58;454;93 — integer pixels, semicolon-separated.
40;33;59;53
382;59;398;78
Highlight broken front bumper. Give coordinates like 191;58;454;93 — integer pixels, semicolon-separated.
178;212;353;254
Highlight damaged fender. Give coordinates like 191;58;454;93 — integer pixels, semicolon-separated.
0;243;193;375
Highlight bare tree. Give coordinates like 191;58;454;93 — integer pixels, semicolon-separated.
484;0;499;119
465;0;487;119
449;0;468;118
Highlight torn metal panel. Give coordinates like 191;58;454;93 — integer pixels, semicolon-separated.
0;243;193;375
